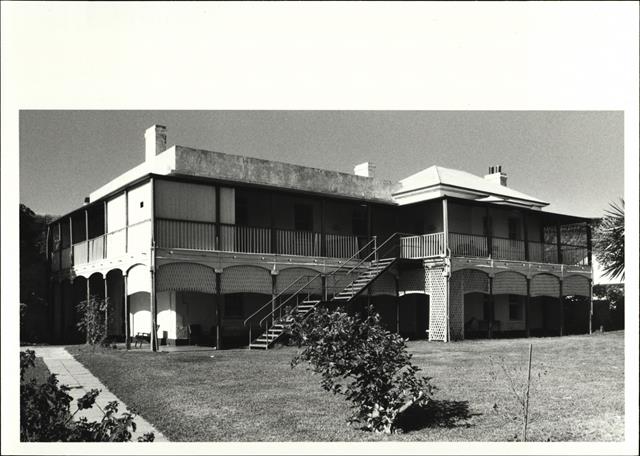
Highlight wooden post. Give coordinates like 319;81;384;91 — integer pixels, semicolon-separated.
124;274;130;349
559;279;564;336
270;193;276;254
556;223;563;265
442;198;449;253
586;222;593;266
104;276;109;338
488;276;494;339
525;278;531;337
523;210;529;261
320;199;326;257
85;209;89;263
215;185;221;251
523;343;533;441
124;189;129;253
588;278;593;334
215;271;222;350
103;201;107;258
395;276;400;334
85;278;91;344
150;177;158;352
485;206;492;258
58;223;63;269
69;217;74;264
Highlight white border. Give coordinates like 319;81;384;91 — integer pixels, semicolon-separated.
2;2;638;455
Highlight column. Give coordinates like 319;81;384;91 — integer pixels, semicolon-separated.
588;278;593;334
395;275;400;334
85;278;91;344
559;279;564;336
525;277;531;337
85;209;89;263
124;273;130;349
215;271;223;350
488;275;494;339
104;276;109;338
150;268;158;352
522;210;529;261
556;223;563;264
442;198;449;253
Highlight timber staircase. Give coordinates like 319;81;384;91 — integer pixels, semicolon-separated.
244;234;406;350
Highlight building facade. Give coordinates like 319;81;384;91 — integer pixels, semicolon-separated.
47;125;593;349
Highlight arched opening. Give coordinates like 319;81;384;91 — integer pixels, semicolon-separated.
106;269;125;341
127;264;151;340
529;273;561;337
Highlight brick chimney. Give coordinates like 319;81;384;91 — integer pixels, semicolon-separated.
145;124;167;162
354;162;376;178
484;165;507;186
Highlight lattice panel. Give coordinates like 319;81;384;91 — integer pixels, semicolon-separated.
370;271;397;296
276;267;322;295
460;269;489;294
563;275;590;297
156;262;216;294
530;273;560;297
398;268;425;294
493;271;527;296
449;271;464;340
426;266;447;341
221;265;272;295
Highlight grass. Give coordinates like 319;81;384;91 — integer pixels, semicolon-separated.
67;331;624;442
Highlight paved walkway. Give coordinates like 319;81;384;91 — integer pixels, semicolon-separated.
22;346;167;442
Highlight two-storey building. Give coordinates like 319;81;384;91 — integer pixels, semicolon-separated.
47;125;593;349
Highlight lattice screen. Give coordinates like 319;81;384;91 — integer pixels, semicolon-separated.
370;271;397;296
449;271;464;340
398;268;425;294
530;273;560;297
493;271;527;296
156;262;216;294
562;275;590;297
276;267;322;295
221;265;272;295
426;266;447;341
460;269;489;294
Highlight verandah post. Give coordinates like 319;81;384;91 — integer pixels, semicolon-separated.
559;278;564;337
525;277;531;337
488;275;494;339
215;271;222;350
124;273;130;350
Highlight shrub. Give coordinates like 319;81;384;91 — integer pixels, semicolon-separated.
76;295;109;348
20;350;154;442
288;306;434;434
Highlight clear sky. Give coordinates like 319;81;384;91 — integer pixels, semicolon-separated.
19;110;623;219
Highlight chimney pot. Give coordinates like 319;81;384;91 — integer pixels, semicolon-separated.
354;162;376;178
145;125;167;162
83;197;90;205
484;165;507;186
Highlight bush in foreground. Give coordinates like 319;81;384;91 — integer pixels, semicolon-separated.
289;306;434;434
20;350;154;442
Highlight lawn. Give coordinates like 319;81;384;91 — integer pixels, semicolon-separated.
67;331;624;442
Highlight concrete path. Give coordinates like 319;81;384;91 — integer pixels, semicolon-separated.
22;346;167;442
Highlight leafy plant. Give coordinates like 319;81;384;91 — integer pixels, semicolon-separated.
594;199;624;280
288;306;434;434
77;295;109;348
20;350;154;442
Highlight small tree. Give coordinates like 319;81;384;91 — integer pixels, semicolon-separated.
20;350;154;442
77;295;109;348
289;306;434;434
594;199;624;280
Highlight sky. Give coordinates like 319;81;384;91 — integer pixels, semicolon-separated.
19;110;623;219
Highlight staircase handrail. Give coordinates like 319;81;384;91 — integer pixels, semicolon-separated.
243;236;377;328
258;275;317;327
325;232;417;293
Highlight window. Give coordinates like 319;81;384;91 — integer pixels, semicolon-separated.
224;294;244;319
235;195;249;226
294;203;314;231
482;216;491;236
508;295;523;321
352;205;367;235
508;218;520;240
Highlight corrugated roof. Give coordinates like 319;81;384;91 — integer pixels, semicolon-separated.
395;165;549;206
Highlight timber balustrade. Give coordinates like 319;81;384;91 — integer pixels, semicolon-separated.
49;218;590;270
